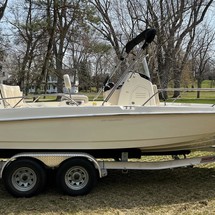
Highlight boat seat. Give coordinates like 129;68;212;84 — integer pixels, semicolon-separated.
105;72;157;106
0;84;24;108
61;94;89;104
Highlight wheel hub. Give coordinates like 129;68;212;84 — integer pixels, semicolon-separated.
65;166;89;190
12;167;37;191
21;174;28;182
73;172;82;181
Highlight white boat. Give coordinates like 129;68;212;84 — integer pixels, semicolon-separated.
1;29;215;159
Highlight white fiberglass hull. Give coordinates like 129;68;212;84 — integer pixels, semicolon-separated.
0;105;215;153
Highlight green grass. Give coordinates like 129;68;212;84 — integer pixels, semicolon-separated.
80;92;103;101
167;91;215;99
201;80;215;88
165;91;215;104
166;98;215;104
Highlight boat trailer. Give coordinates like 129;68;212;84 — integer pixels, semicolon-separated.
0;151;215;197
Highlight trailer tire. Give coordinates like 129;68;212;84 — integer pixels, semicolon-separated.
2;159;47;197
56;158;97;196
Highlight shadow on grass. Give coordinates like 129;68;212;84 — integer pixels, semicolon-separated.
0;166;215;214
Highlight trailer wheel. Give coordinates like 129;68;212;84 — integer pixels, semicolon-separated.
2;159;47;197
56;158;97;196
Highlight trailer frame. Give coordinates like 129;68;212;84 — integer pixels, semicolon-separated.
1;151;215;197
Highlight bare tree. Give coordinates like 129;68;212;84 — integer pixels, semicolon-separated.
35;0;58;93
34;0;99;94
0;0;8;20
191;26;215;98
91;43;112;91
88;0;149;81
89;0;122;59
7;0;48;94
53;0;88;93
146;0;213;98
89;0;214;99
2;0;214;96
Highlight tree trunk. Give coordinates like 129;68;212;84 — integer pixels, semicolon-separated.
197;79;202;98
35;0;57;94
173;69;182;98
156;47;169;100
0;0;8;20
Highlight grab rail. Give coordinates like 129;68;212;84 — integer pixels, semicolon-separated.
142;88;215;107
0;96;25;108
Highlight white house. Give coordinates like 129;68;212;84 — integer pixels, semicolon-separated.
28;75;58;94
28;72;79;94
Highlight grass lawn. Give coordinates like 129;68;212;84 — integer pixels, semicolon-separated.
165;91;215;104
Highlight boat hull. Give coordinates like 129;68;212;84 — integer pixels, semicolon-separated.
0;106;215;154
